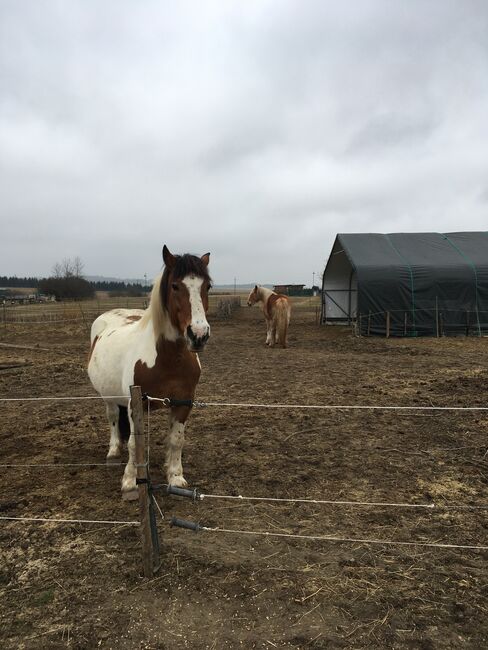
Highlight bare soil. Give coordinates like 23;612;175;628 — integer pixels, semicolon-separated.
0;303;487;649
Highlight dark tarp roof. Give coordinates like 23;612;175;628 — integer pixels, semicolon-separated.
334;232;488;336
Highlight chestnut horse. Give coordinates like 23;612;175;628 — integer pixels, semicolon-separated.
88;245;211;500
247;285;291;348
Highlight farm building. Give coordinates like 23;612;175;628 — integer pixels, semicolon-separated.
321;232;488;336
273;284;306;295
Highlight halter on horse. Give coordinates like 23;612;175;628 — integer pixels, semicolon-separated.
88;245;211;500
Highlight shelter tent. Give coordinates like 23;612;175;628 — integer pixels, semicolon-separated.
321;232;488;336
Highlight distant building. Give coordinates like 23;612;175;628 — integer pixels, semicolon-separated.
273;284;306;296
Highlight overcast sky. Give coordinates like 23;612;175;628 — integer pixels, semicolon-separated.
1;1;487;285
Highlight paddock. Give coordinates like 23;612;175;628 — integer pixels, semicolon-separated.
0;298;487;649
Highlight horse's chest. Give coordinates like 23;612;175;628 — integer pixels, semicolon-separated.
133;347;201;399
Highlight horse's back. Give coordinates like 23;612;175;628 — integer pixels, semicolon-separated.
88;309;148;400
90;309;145;342
267;294;291;321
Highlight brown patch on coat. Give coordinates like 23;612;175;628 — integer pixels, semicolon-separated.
124;315;142;324
87;335;99;364
266;293;290;319
133;337;201;423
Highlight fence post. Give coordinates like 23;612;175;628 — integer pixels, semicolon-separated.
386;311;390;338
130;385;156;578
435;297;439;338
78;303;90;334
367;311;371;336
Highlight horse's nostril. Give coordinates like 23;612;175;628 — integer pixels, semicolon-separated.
187;326;210;346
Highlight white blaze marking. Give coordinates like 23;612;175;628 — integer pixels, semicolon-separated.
183;275;209;338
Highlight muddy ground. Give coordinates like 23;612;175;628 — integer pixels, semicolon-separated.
0;301;487;649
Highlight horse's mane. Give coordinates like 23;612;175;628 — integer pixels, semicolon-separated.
141;254;212;339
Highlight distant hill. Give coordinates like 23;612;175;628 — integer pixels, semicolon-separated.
85;275;147;285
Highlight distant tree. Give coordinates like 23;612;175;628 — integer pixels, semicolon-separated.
73;256;84;278
41;257;93;300
52;256;85;279
39;276;94;301
52;262;63;279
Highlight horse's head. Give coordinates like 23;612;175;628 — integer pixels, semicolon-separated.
161;245;211;352
247;285;259;307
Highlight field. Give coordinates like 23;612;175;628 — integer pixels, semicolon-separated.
0;297;487;649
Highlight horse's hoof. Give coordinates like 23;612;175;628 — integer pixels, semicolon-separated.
168;475;188;488
122;488;139;501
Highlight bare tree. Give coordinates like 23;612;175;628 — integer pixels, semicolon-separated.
52;262;63;279
73;256;84;278
61;258;75;278
52;257;85;279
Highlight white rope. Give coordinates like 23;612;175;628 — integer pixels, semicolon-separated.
0;515;139;526
0;462;124;468
147;396;488;412
197;491;488;510
202;526;488;551
0;396;127;402
200;402;488;411
200;493;436;509
1;394;486;410
152;495;165;521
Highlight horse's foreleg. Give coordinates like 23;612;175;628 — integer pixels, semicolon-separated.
105;402;122;464
121;409;138;501
165;415;187;487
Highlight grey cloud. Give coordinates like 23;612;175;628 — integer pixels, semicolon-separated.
1;1;488;283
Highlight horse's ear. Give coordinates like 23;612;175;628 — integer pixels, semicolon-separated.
162;245;176;269
254;285;258;291
201;252;210;267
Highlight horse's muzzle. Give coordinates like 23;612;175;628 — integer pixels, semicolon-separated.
186;326;210;352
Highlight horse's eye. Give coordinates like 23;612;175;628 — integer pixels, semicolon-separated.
172;283;179;291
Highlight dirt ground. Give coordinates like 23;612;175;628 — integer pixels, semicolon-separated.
0;301;487;649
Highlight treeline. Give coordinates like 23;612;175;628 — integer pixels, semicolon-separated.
0;276;40;288
90;280;149;293
1;276;150;300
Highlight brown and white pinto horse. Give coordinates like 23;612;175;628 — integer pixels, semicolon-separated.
247;285;291;348
88;245;211;500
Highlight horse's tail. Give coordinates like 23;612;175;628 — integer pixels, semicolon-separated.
118;405;131;441
275;298;291;348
